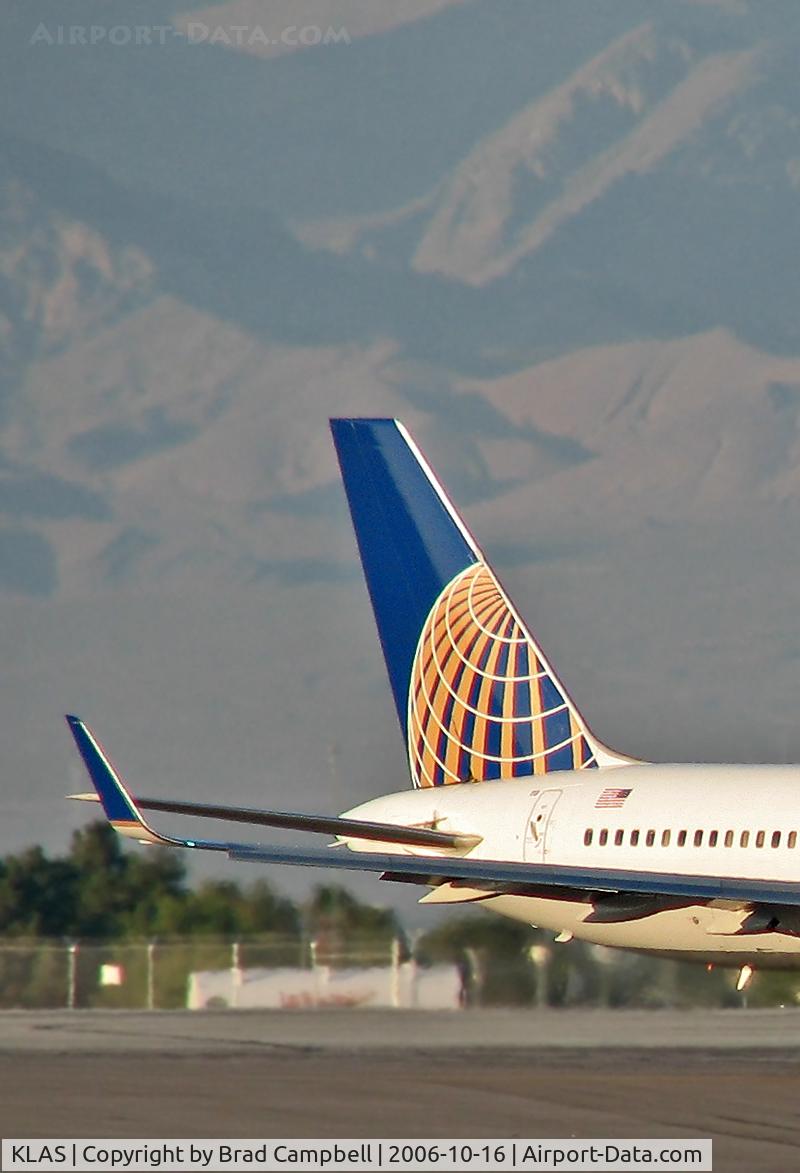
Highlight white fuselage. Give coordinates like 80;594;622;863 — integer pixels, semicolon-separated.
343;764;800;968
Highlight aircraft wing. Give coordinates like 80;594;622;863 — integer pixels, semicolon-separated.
66;715;800;910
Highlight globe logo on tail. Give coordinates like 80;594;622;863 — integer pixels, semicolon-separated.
407;564;598;787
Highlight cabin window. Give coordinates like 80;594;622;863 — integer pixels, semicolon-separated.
630;829;640;846
694;829;703;847
740;830;750;848
614;829;624;846
584;829;593;846
661;829;671;847
756;831;765;848
645;829;655;847
677;830;687;847
724;830;733;847
599;828;608;846
772;831;781;848
709;830;718;847
790;832;797;849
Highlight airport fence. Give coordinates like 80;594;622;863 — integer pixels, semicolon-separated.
0;935;795;1010
0;935;447;1011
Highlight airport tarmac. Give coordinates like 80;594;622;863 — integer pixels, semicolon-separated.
0;1010;798;1171
1;1005;800;1052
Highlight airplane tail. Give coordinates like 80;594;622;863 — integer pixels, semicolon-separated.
331;419;633;788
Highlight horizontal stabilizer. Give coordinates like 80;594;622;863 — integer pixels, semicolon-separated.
67;788;481;851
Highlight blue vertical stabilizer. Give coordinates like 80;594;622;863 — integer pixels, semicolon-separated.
331;419;479;737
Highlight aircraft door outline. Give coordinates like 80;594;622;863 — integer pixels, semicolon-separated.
524;789;562;863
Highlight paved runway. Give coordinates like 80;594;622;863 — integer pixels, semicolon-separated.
0;1010;798;1171
4;1005;800;1052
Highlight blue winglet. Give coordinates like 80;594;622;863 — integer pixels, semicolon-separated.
65;715;169;844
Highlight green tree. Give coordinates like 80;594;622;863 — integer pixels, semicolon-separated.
121;849;187;936
69;823;132;936
305;885;405;967
417;911;540;1006
0;822;305;945
183;880;246;936
238;879;300;937
0;847;78;937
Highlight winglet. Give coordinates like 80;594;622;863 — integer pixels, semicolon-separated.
65;715;171;846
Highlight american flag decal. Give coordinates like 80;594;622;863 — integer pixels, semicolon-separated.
595;787;632;808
